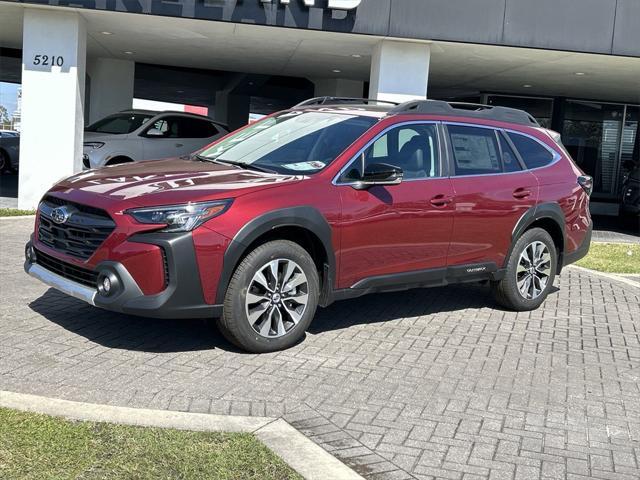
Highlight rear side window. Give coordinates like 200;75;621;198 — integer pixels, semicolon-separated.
498;133;522;173
448;125;501;175
507;132;555;169
176;118;219;138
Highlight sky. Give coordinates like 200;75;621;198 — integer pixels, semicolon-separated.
0;82;20;116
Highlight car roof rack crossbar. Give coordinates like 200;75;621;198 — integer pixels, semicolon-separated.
388;100;540;127
294;97;400;108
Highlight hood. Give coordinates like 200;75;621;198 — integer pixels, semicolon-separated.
51;158;301;209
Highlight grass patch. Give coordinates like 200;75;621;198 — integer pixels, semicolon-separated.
0;408;302;480
0;208;35;217
576;242;640;274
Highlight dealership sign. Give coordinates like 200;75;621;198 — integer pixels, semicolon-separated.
18;0;364;32
260;0;361;8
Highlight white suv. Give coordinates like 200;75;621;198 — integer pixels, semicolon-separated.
83;110;228;169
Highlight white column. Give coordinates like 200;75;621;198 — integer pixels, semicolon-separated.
313;78;364;98
18;9;86;210
87;58;134;124
369;40;431;103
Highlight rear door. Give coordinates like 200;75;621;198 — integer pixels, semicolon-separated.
445;124;539;269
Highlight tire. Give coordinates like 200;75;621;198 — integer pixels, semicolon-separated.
217;240;320;353
491;227;557;311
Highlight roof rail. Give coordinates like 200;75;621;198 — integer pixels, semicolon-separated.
388;100;540;127
294;97;400;108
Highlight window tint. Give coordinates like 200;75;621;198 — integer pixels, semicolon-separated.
498;133;522;172
86;113;153;134
507;132;555;169
176;118;219;138
448;125;501;175
342;123;440;181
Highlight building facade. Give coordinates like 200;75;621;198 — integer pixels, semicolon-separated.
0;0;638;213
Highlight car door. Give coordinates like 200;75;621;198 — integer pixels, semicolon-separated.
140;115;187;160
444;124;539;269
336;122;455;289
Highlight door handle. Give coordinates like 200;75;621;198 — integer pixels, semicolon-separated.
430;194;453;207
175;143;184;148
513;188;531;199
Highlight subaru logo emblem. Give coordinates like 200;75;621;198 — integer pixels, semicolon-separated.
51;206;71;224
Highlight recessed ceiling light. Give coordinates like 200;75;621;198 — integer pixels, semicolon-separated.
177;90;184;93
351;54;362;58
123;51;134;55
574;72;586;76
100;31;113;35
522;84;532;88
332;69;341;73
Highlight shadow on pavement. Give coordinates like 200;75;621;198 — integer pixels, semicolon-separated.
29;282;560;353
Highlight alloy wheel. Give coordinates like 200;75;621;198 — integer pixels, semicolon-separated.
516;241;552;300
245;258;309;338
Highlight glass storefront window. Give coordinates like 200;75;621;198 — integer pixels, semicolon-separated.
486;95;553;128
620;106;639;186
562;101;626;200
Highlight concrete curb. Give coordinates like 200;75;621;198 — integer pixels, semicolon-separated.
567;265;640;290
0;390;364;480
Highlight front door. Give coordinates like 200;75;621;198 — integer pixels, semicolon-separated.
336;122;455;289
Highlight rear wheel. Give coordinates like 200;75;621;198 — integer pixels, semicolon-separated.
491;227;557;311
218;240;319;353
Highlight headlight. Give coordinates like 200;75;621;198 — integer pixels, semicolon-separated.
126;200;232;232
84;142;105;149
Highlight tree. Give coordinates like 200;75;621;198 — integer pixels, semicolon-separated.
0;105;10;126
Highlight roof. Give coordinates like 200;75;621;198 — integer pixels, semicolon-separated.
117;109;228;128
290;97;540;127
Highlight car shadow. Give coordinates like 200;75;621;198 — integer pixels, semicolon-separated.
28;289;241;354
29;283;560;354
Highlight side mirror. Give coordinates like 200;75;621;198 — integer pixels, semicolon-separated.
146;128;164;137
353;163;403;190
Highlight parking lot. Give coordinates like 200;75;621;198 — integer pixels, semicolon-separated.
1;217;639;480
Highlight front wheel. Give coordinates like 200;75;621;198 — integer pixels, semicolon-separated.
491;228;557;311
218;240;320;353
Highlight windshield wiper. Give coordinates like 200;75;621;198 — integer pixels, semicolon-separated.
191;153;213;162
214;159;277;174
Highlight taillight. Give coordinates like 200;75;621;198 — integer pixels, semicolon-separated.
578;175;593;196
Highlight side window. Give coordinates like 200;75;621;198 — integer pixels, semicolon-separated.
498;133;523;173
341;123;440;182
145;117;179;138
176;118;219;138
507;132;555;169
448;125;501;175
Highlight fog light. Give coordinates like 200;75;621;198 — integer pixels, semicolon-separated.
25;245;36;264
97;272;118;297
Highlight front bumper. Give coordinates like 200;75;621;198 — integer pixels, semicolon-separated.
25;232;223;319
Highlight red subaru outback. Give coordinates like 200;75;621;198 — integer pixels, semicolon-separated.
25;98;592;352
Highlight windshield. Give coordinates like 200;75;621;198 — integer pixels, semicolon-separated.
199;111;377;174
86;113;154;134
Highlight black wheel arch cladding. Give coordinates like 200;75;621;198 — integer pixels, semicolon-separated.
508;203;566;267
216;206;335;304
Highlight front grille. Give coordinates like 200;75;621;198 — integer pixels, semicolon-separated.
38;195;116;260
34;248;98;288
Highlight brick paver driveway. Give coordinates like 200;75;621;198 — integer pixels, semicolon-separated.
2;217;639;480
